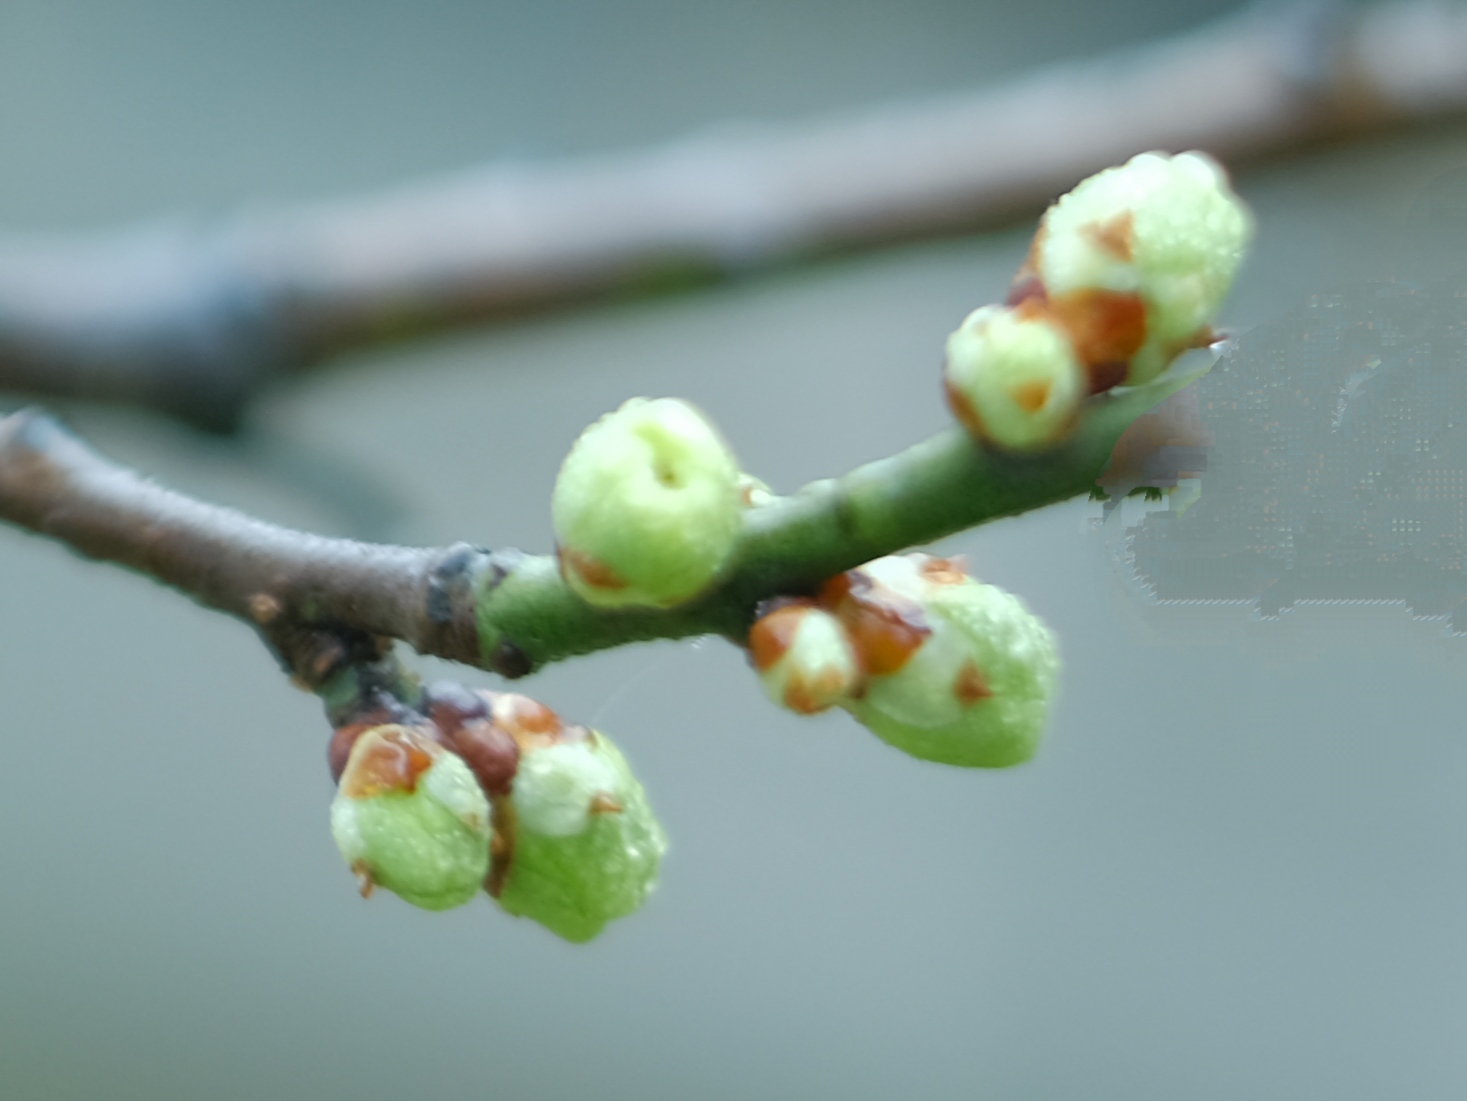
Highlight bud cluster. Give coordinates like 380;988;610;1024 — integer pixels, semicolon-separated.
328;681;666;942
748;553;1059;767
944;151;1251;451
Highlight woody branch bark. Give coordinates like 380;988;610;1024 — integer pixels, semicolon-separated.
0;372;1189;680
0;0;1461;431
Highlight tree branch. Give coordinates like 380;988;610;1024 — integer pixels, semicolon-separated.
0;0;1458;431
0;368;1196;678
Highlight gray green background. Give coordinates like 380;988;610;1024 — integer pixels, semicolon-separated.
2;1;1465;1098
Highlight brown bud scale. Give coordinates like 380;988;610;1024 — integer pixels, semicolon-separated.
559;546;628;591
942;374;983;436
589;792;624;816
1047;288;1147;374
783;665;850;715
1080;210;1135;261
485;798;517;899
1010;377;1052;413
918;557;968;586
820;571;930;676
954;660;994;706
447;718;520;797
341;726;435;799
748;602;813;671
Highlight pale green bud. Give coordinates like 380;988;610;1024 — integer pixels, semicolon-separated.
553;397;742;608
1035;150;1251;385
943;305;1086;451
836;555;1059;768
330;724;493;911
748;599;863;714
495;731;667;943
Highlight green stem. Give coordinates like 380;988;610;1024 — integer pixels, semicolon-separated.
0;366;1199;682
474;367;1201;671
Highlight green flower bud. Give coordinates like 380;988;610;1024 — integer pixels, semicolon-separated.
494;730;666;943
834;555;1059;768
553;397;742;608
330;724;492;911
1034;150;1251;386
943;305;1086;451
748;599;863;714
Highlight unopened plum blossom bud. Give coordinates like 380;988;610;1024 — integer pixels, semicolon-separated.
553;397;742;608
943;305;1087;451
330;724;492;911
748;599;863;714
1030;150;1251;388
826;554;1059;768
494;729;666;943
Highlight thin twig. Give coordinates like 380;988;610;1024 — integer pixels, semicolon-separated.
0;372;1192;678
0;0;1461;430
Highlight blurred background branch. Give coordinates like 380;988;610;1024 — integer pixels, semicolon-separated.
2;0;1465;432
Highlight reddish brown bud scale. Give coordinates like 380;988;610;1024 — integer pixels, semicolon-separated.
559;545;628;591
918;557;968;586
942;374;983;436
327;707;410;783
820;569;931;676
783;666;850;714
446;719;520;797
340;726;436;799
1080;210;1135;261
1086;360;1130;394
1005;275;1047;310
493;693;562;736
954;660;994;705
328;722;374;784
1010;378;1052;413
421;679;489;733
588;792;624;816
484;691;588;755
748;602;810;671
816;571;854;608
1047;288;1148;378
485;797;517;899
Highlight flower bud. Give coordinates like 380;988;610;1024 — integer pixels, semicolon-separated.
494;730;666;943
943;305;1086;451
828;554;1059;768
553;397;742;608
330;724;492;911
1031;150;1251;387
748;599;863;714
